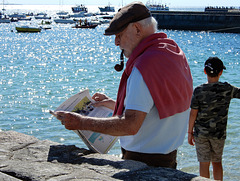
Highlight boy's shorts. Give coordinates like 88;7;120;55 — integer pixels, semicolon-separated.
194;136;225;162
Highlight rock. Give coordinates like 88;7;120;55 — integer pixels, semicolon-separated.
0;131;212;181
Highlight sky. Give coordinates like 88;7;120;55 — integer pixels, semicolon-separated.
3;0;240;7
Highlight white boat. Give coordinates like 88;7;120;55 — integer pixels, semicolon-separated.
56;11;69;15
99;18;111;24
56;0;68;15
54;18;76;24
36;12;47;16
8;13;26;19
18;17;32;21
69;12;85;18
35;15;51;19
72;4;88;13
0;0;10;23
146;1;169;12
15;26;41;33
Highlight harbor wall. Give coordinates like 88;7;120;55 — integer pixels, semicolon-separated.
152;11;240;33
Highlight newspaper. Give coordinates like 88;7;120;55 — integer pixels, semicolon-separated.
51;89;118;154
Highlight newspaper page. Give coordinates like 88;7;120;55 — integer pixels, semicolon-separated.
53;89;118;154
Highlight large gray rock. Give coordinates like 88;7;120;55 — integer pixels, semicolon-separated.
0;131;212;181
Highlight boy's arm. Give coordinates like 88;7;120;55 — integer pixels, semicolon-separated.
188;108;198;146
232;86;240;99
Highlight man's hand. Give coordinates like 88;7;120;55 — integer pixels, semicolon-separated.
54;111;84;130
92;93;115;110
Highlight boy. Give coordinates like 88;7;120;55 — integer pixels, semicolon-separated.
188;57;240;180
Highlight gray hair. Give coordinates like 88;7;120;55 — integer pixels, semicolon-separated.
138;16;158;32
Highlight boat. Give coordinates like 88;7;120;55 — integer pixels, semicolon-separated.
0;0;10;23
16;26;42;33
10;17;19;22
18;17;32;21
35;15;51;19
146;1;169;12
40;20;52;25
69;12;85;18
71;4;88;13
8;13;26;19
0;15;10;23
98;5;115;12
72;24;98;29
36;12;47;16
56;0;68;15
54;18;76;24
56;11;69;16
205;6;240;13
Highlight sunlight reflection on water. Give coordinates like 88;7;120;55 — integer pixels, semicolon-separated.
1;6;240;180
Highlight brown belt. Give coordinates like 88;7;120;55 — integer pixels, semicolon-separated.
121;147;177;169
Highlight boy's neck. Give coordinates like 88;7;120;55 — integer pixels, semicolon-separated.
207;76;220;83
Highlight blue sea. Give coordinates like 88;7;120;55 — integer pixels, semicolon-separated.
1;5;240;180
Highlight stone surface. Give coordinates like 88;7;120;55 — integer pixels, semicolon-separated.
0;131;212;181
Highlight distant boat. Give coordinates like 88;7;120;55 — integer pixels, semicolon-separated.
72;24;98;29
56;11;69;15
35;15;51;19
69;12;85;18
205;6;240;13
98;5;115;12
0;15;10;23
56;0;68;15
54;18;76;24
8;13;26;19
16;26;41;33
146;1;169;12
0;0;10;23
18;17;32;21
71;4;88;13
40;20;52;25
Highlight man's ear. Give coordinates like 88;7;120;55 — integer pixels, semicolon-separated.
133;22;142;36
204;68;207;74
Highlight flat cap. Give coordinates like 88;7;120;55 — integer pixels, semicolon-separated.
104;1;151;35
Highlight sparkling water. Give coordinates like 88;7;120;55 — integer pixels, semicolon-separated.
1;5;240;180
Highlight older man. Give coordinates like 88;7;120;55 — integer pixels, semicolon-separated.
55;2;193;169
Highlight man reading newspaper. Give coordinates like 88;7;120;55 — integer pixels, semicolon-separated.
54;2;193;168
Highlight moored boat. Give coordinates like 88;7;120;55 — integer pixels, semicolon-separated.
8;13;26;19
54;18;76;24
35;15;51;19
15;26;41;33
72;24;98;29
71;4;88;13
205;6;240;13
146;1;169;12
0;15;10;23
0;0;10;23
98;5;115;12
56;11;69;15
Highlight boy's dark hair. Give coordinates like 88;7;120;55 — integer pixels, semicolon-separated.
204;57;226;77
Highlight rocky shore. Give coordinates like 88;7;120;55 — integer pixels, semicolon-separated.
0;131;212;180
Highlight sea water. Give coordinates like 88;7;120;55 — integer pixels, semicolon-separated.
1;5;240;180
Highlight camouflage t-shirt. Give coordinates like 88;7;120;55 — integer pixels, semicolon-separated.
191;82;240;139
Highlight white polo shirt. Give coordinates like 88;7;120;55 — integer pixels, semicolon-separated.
120;67;189;154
